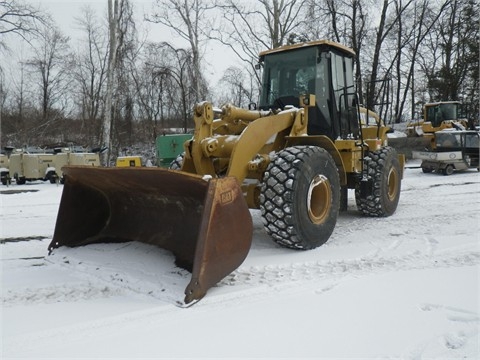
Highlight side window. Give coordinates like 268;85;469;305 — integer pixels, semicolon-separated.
426;106;434;123
266;72;279;104
315;53;331;126
344;57;355;106
465;134;479;148
331;53;345;112
331;53;354;114
330;52;358;138
261;65;282;105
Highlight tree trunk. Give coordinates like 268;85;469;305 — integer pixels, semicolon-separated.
103;0;118;166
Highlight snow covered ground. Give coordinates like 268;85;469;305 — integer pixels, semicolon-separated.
1;161;479;359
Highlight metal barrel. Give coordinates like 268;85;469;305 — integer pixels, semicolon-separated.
49;166;253;304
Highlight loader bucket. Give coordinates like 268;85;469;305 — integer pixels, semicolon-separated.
48;166;253;304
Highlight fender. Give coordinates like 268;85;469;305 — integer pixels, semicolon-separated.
286;135;347;186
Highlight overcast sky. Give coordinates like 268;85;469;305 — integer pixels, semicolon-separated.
35;0;169;43
29;0;237;83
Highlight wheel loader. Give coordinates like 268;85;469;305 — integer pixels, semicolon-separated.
390;101;470;159
49;39;404;304
406;101;468;138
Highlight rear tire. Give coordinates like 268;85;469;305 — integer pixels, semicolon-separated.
16;175;26;185
355;146;401;217
443;164;454;176
47;171;57;184
260;146;340;250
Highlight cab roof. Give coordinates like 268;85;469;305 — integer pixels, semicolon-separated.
436;129;479;135
425;101;461;106
258;39;355;59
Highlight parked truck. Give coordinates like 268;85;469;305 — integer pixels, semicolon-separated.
52;150;101;183
8;152;57;184
0;154;9;185
4;148;100;185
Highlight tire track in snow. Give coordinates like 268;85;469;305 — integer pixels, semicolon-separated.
0;236;49;244
219;251;480;288
6;251;479;357
10;244;478;308
2;283;123;307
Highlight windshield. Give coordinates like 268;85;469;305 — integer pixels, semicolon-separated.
435;132;462;148
259;47;317;108
425;103;460;126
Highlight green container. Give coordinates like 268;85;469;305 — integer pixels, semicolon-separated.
156;134;192;167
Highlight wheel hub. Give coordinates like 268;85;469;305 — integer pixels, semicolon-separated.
307;175;331;224
387;168;398;201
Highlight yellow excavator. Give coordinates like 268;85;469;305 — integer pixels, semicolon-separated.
49;40;404;304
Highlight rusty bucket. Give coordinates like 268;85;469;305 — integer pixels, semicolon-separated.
49;166;253;304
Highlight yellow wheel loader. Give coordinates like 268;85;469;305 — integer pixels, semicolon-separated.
49;40;404;304
395;101;469;157
406;101;468;138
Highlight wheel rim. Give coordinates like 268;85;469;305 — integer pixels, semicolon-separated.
307;175;331;224
387;168;398;201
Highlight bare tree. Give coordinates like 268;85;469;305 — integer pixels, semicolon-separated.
309;0;456;123
307;0;369;103
426;0;478;102
0;60;37;145
216;66;257;108
118;0;144;149
0;0;50;51
73;5;109;144
25;25;71;121
214;0;308;85
131;64;166;140
389;0;452;121
103;0;120;165
147;0;213;103
148;42;196;132
132;43;175;140
320;0;412;115
1;0;51;145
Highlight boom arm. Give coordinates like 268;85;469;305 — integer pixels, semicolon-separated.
184;99;313;184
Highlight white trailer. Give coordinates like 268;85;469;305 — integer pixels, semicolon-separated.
412;130;479;175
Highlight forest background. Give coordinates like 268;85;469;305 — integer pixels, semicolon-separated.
0;0;478;164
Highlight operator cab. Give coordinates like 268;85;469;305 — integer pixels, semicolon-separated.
258;40;360;141
424;101;466;128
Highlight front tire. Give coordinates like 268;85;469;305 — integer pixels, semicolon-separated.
355;146;401;217
260;146;340;250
